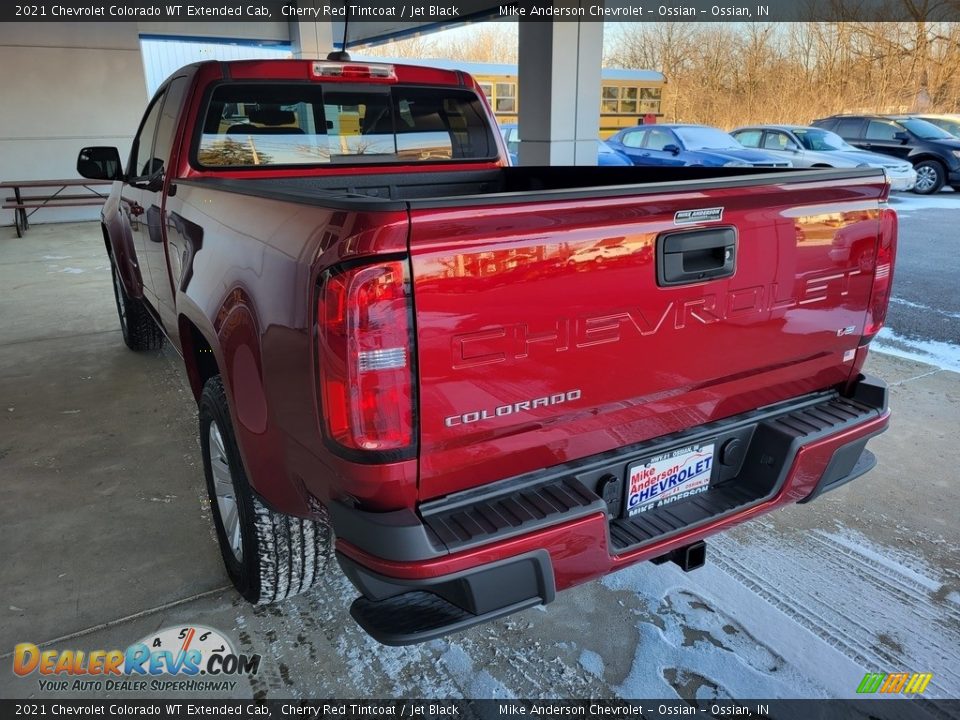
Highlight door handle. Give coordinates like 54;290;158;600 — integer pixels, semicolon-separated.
657;227;737;286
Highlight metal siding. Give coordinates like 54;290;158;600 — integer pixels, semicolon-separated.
140;37;292;96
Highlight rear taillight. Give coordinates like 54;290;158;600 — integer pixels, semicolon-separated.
318;261;413;452
861;207;898;344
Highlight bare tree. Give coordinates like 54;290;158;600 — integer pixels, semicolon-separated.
605;19;960;127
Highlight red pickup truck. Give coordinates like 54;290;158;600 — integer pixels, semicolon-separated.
77;59;895;645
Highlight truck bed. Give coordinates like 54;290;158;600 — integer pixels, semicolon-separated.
181;166;883;210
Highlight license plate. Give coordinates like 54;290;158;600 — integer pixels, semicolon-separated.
625;443;716;517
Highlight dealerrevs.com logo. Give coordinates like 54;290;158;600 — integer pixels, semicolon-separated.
13;625;261;693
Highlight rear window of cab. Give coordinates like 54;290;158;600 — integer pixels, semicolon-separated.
195;83;498;167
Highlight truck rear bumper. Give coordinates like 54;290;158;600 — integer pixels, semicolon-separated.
332;374;890;645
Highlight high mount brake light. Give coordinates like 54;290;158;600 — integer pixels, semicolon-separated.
318;261;414;452
861;207;897;344
311;62;397;81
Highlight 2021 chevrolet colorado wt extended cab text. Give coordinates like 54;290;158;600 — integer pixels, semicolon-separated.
78;59;896;645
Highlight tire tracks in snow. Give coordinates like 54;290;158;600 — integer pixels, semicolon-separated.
710;526;960;704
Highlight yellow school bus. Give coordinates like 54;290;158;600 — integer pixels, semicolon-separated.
460;61;665;138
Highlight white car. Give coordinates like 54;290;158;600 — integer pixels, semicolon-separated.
732;125;917;191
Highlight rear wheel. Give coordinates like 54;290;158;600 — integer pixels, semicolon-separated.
913;160;945;195
110;259;164;351
199;376;331;604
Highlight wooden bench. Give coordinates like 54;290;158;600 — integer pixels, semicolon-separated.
2;179;113;237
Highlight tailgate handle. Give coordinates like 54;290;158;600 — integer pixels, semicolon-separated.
657;227;736;286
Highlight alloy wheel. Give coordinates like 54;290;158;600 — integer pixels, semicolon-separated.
209;421;243;562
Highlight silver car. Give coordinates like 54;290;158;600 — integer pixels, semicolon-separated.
732;125;917;191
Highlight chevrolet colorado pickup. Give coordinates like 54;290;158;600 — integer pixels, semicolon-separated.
77;59;896;645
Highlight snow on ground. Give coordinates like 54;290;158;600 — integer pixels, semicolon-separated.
873;327;960;373
600;518;960;702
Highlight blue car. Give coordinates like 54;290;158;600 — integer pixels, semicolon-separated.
607;124;792;168
499;124;630;166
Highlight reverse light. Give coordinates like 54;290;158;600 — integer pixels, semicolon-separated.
861;207;898;344
317;261;414;452
311;62;397;82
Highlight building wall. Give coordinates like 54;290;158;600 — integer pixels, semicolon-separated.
0;23;147;224
139;21;289;43
140;37;291;96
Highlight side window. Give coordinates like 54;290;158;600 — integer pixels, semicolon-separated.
734;129;762;148
621;130;646;149
601;86;619;113
763;132;790;150
151;77;189;178
494;82;516;113
619;87;638;114
645;128;674;150
836;118;864;139
129;91;166;180
865;120;899;141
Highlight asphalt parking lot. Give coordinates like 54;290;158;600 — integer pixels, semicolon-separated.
2;197;959;701
877;192;960;370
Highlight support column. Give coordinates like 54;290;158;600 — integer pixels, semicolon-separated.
290;4;334;60
517;12;603;166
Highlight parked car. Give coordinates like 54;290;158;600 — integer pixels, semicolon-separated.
911;114;960;138
607;124;792;168
498;123;630;166
77;58;894;646
731;125;917;192
812;114;960;194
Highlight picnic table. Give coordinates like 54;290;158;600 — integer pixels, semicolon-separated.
2;178;113;237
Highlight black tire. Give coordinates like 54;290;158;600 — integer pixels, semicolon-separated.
199;376;331;604
912;160;945;195
110;259;164;351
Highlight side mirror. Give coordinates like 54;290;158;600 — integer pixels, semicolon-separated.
77;146;123;181
894;131;910;143
663;144;681;155
786;143;802;153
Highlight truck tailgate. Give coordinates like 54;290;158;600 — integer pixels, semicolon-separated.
408;174;888;500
